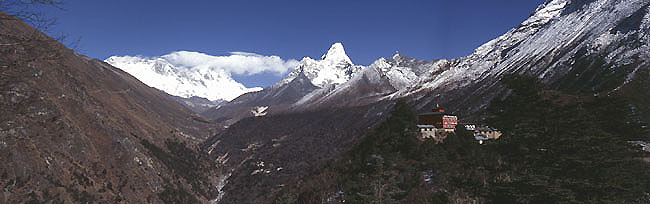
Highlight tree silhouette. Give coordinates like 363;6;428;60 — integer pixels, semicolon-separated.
1;0;63;30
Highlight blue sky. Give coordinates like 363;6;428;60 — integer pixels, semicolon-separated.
42;0;546;88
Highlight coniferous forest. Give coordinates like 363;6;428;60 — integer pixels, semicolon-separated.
276;75;650;203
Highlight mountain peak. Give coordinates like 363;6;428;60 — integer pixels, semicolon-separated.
321;42;352;64
105;54;261;101
392;52;405;61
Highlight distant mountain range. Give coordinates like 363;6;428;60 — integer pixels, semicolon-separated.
201;42;447;124
105;42;443;117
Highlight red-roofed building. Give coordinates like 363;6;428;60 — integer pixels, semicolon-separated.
417;106;458;131
416;105;458;141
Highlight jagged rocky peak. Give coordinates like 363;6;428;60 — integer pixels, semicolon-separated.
278;42;361;88
321;42;353;64
371;52;427;71
392;51;405;61
390;52;419;66
370;57;391;70
369;52;407;70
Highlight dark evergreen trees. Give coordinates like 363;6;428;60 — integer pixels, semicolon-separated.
278;74;649;203
486;74;649;203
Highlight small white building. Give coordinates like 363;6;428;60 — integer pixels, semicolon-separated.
474;127;502;140
472;126;502;144
417;125;437;139
417;124;448;143
464;124;476;131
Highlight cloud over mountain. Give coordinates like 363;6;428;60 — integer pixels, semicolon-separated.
161;51;299;76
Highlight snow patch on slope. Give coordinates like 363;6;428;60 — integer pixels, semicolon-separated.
251;106;269;117
522;0;568;27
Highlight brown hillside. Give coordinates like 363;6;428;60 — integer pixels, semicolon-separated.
0;13;219;203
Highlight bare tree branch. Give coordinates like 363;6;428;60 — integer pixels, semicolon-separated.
0;0;63;30
0;0;68;69
1;0;84;53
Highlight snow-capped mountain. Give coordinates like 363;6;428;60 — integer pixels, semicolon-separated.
203;43;431;123
202;43;362;122
292;53;447;108
105;52;264;102
399;0;650;114
276;42;362;88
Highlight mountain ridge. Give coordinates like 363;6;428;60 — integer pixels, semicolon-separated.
202;42;434;124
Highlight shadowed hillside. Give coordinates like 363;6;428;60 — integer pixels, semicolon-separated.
0;12;219;203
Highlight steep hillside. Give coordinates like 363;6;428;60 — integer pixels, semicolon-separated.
202;103;392;203
402;0;650;118
0;13;219;203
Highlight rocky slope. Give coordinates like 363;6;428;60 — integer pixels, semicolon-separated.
0;13;220;203
202;104;391;203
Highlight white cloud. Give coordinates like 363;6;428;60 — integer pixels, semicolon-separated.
229;51;263;57
161;51;299;76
